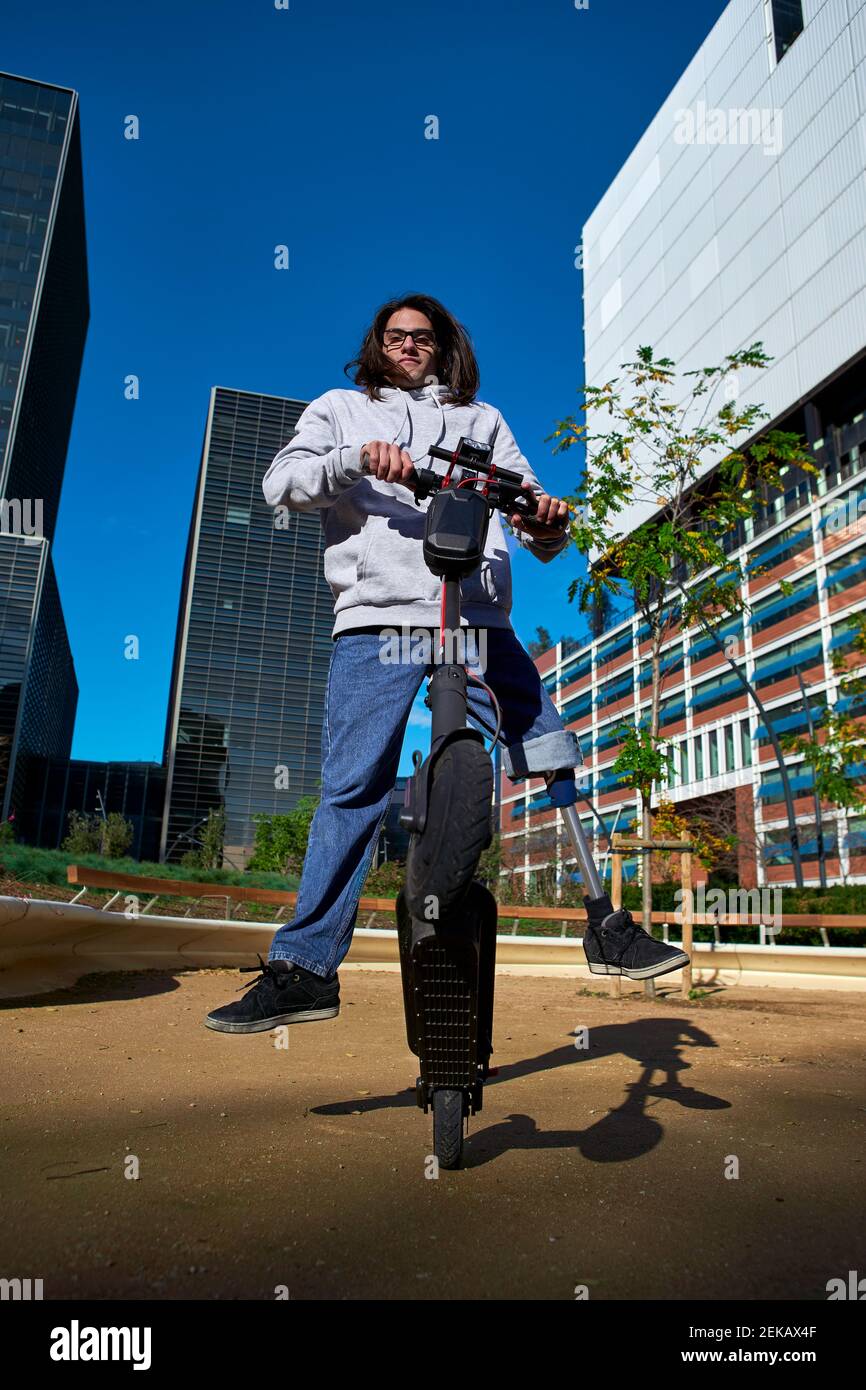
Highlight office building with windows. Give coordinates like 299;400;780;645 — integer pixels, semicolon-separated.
501;0;866;891
0;73;87;819
161;387;336;867
19;755;166;860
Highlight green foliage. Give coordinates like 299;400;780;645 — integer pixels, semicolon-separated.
527;626;553;658
362;859;406;897
0;819;15;846
61;810;134;859
0;841;300;893
476;832;503;895
612;724;668;804
179;806;226;870
247;797;321;876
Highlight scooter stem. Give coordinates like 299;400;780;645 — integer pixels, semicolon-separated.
560;803;605;901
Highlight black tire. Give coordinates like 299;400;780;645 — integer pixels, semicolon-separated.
432;1088;464;1169
405;739;493;921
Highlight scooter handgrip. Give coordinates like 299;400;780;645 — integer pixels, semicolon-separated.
360;449;419;488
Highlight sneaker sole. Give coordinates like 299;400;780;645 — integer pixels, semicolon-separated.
204;1004;340;1034
587;952;690;981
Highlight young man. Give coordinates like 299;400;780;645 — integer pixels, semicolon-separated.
205;293;684;1034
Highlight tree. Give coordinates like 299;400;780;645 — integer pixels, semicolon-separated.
62;809;134;859
247;796;321;876
180;806;226;870
650;798;735;883
549;342;816;910
198;806;225;869
100;811;134;859
527;626;553;658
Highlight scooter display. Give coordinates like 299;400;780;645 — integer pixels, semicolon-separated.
362;436;620;1169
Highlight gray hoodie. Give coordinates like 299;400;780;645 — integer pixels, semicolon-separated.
262;382;568;636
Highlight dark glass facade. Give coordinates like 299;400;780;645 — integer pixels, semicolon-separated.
0;536;77;820
19;756;166;861
0;73;86;818
0;74;88;543
161;388;335;866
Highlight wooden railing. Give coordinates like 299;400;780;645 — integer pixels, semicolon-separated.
65;866;866;939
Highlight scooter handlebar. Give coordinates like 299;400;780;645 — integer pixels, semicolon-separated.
359;448;541;519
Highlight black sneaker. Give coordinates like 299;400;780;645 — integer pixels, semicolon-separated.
205;955;340;1034
582;907;689;981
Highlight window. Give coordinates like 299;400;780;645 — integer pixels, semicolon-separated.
638;645;683;687
596;671;634;710
659;693;687;727
725;724;736;772
688;618;742;665
596;627;633;667
747;517;812;575
753;634;823;689
770;0;803;63
681;743;689;784
694;736;704;780
560;649;592;685
561;689;593;725
758;767;814;803
709;730;720;777
830;616;864;654
755;698;824;744
764;822;835;863
596;720;626;755
690;669;743;712
740;719;752;768
825;545;866;598
749;576;818;634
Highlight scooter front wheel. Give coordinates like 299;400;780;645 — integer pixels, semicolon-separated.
432;1088;464;1169
404;738;493;920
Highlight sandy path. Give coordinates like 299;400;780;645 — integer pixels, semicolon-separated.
1;967;864;1300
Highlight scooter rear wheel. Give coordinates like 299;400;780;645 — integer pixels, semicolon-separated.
404;738;493;921
432;1088;464;1169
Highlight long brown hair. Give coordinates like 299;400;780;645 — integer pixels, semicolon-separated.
343;293;480;406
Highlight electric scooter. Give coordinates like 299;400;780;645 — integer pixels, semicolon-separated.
366;436;613;1169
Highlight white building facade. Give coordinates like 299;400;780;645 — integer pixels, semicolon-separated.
500;0;866;892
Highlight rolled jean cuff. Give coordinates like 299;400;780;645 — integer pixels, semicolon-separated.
504;729;583;780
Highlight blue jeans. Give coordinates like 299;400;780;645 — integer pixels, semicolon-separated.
268;627;582;976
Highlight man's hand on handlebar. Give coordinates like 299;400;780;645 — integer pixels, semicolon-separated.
360;441;416;490
508;483;570;541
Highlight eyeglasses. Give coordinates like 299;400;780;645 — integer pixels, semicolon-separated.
383;327;437;351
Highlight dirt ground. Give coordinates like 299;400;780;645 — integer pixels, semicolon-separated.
1;965;864;1301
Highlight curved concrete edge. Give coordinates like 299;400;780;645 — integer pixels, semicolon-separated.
1;895;865;999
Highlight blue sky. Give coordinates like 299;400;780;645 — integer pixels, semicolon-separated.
8;0;725;776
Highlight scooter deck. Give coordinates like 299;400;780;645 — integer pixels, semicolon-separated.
396;882;497;1111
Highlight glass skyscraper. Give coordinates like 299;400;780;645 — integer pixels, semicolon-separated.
161;387;335;866
0;73;87;819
